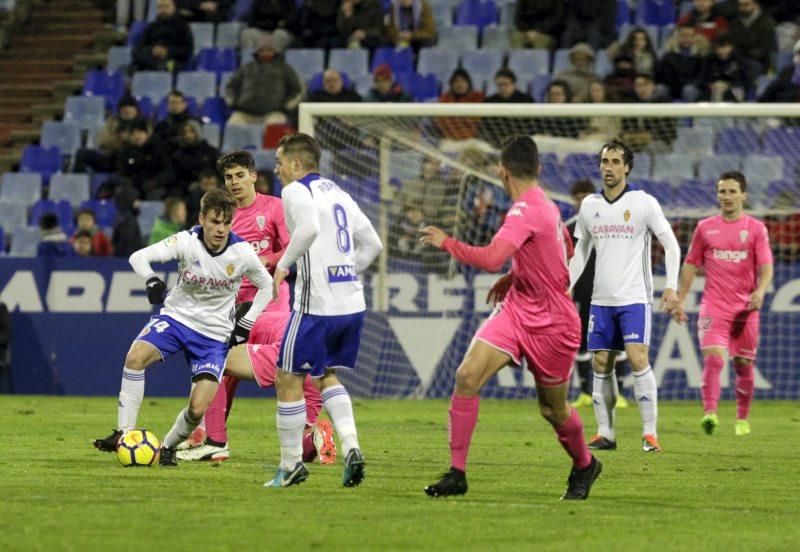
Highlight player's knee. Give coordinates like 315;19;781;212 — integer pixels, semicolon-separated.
454;366;481;396
124;350;147;372
538;402;569;426
733;358;753;374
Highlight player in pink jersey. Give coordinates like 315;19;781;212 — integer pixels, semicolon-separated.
178;150;335;463
673;171;773;437
419;135;601;500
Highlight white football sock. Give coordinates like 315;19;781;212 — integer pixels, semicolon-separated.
633;365;658;436
277;400;306;470
163;407;202;448
592;371;618;440
322;385;359;455
117;367;145;431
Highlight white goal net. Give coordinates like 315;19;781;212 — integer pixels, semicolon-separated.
299;103;800;401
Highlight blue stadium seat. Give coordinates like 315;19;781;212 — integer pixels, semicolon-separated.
83;69;126;110
635;0;676;26
49;174;91;208
674;179;717;209
628;152;652;179
127;21;147;46
506;49;549;79
30;199;73;232
417;47;460;84
762;127;800;161
219;70;235;95
437;25;479;50
190;22;215;56
195;47;238;74
551;48;571;74
131;71;173;104
743;155;784;191
539;162;569;195
64;96;105;130
40;121;82;157
397;72;439;102
776;50;794;72
594;49;613;77
252;149;277;171
0;199;27;235
371;46;414;74
328;48;369;79
480;24;510;50
673;126;715;159
80;199;116;228
1;172;42;206
176;71;217;103
107;46;132;72
202;122;221;148
216;21;244;48
499;1;514;25
460;49;504;87
138;200;163;238
201;97;230;126
652;153;696;181
8;226;40;258
616;0;630;27
698;155;740;182
389;150;425;181
714;127;760;155
531;73;551;102
285;48;325;81
232;0;254;21
432;2;454;28
20;145;62;182
636;178;675;206
221;124;264;151
765;180;800;207
455;0;498;29
354;73;372;97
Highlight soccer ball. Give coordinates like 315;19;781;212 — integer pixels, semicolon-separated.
116;429;161;467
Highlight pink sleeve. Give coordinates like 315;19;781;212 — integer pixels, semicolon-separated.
754;221;774;266
684;224;706;267
441;236;518;272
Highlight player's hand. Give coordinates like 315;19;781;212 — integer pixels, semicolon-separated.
747;290;764;311
671;304;688;324
419;226;448;249
660;288;679;314
228;317;253;347
487;273;512;306
272;267;288;302
145;276;167;305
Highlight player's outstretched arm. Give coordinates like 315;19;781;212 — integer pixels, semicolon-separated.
129;235;184;304
568;238;592;292
673;262;699;323
420;226;516;272
655;228;681;313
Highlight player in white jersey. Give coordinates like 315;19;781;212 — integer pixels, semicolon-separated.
93;189;273;466
266;133;383;488
569;140;681;453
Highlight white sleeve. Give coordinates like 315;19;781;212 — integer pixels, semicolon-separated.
277;185;320;272
352;206;383;274
128;233;186;279
573;200;591;241
241;247;274;323
655;228;681;291
568;237;593;292
645;194;671;236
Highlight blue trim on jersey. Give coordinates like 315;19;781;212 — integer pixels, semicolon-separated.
296;173;321;191
190;225;244;257
601;184;631;205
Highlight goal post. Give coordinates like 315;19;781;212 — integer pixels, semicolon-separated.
298;102;800;400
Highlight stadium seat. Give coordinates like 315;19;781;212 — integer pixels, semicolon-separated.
437;25;479;51
137;200;164;237
232;0;254;21
64;96;105;130
714;127;760;155
637;178;675;206
20;145;62;182
652;153;696;181
672;126;715;159
49;174;91;208
40;121;82;157
762;127;800;161
190;22;215;56
176;71;217;103
201;122;221;148
0;199;27;235
697;155;740;182
635;0;676;26
616;0;631;27
531;73;551;102
674;179;717;209
417;48;460;84
107;45;132;72
30;199;73;232
131;71;173;104
285;48;325;81
628;152;653;179
389;150;425;181
765;179;800;207
8;226;40;258
195;47;238;74
216;21;244;48
319;149;334;177
263;123;295;149
776;50;794;72
506;49;549;79
539;162;569;194
221;123;264;151
80;199;116;228
480;24;510;50
551;48;571;74
0;172;42;206
743;154;784;191
594;49;613;77
83;69;126;110
354;73;372;97
371;46;414;74
201;97;230;126
397;72;440;102
499;2;514;26
219;70;235;95
431;2;453;28
460;49;504;87
455;0;499;29
252;149;277;171
328;48;369;79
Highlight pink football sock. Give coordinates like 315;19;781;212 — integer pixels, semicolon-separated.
555;408;592;470
701;355;724;414
449;395;479;472
303;375;322;426
205;375;239;443
734;362;754;420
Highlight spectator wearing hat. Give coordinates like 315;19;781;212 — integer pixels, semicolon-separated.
239;0;297;53
308;69;363;102
561;0;616;50
72;95;140;174
386;0;436;53
436;68;485;140
365;64;412;102
224;34;304;126
72;207;113;257
336;0;384;50
553;42;599;102
131;0;193;73
511;0;564;50
170;119;220;197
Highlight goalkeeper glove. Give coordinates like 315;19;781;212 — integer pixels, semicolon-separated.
228;317;254;347
145;276;167;305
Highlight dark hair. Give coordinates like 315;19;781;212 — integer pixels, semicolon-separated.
277;132;321;170
168;90;186;100
500;135;539;179
570;178;596;196
129;118;150;133
599;140;634;175
216;150;256;175
718;170;747;193
714;32;734;47
449;68;473;89
200;188;236;222
164;196;185;218
198;167;219;181
547;79;572;102
39;212;59;230
634;72;654;82
75;207;97;223
494;67;517;83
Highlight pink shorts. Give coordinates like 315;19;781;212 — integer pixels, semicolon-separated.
698;306;760;359
474;304;580;387
246;342;280;388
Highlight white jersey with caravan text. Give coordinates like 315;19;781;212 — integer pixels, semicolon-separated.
573;187;671;306
144;226;271;341
279;173;374;315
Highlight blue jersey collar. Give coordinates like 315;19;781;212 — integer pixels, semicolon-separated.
296;172;321;189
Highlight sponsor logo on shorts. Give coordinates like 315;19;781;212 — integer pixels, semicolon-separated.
624;332;640;340
192;362;220;373
328;264;358;283
713;249;748;263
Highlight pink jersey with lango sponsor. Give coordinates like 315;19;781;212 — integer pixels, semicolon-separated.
685;214;773;315
232;193;290;308
495;186;580;332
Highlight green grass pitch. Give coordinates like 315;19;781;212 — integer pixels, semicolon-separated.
2;396;798;550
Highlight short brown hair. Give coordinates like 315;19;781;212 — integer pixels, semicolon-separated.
216;150;255;175
200;188;236;222
500;134;539;179
718;170;747;193
277;132;321;170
